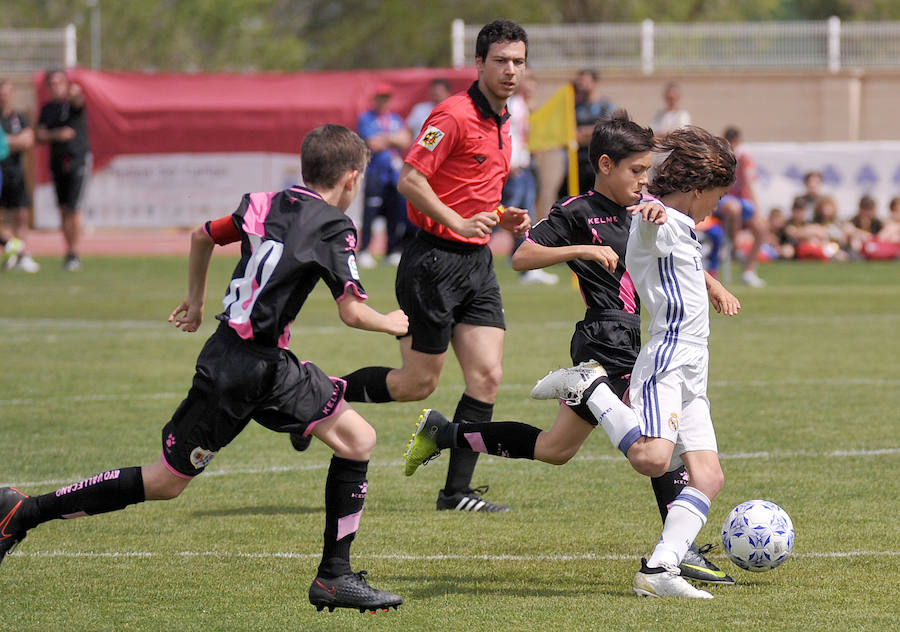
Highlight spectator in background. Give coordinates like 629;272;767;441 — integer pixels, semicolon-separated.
502;73;556;285
877;196;900;243
810;195;850;261
716;126;769;286
792;171;824;221
570;70;615;195
406;78;452;139
782;197;833;261
846;194;883;256
36;69;90;272
0;79;38;273
650;82;691;137
356;83;413;268
761;207;787;261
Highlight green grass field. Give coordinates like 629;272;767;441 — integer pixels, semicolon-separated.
1;256;899;631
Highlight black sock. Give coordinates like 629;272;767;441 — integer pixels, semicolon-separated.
341;366;394;403
443;394;492;494
650;465;689;524
21;466;145;531
568;375;612;423
452;421;541;459
318;456;368;578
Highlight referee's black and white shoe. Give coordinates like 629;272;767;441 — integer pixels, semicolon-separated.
436;485;510;513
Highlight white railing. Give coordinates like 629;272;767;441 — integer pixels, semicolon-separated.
0;25;76;74
453;18;900;73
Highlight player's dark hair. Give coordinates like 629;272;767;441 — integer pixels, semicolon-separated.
300;124;370;189
649;126;736;196
588;110;655;173
858;194;876;210
475;20;528;61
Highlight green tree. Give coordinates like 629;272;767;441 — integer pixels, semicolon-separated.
2;0;898;71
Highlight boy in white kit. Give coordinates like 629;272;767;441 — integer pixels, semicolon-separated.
536;125;738;598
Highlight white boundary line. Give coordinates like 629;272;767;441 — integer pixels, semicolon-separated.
11;550;899;562
5;448;898;489
3;375;899;408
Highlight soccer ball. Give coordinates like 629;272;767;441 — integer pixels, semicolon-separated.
721;499;794;571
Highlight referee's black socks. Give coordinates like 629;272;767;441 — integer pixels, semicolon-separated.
341;366;394;403
444;394;493;494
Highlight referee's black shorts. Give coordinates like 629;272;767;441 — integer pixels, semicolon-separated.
570;309;641;401
161;323;346;477
396;230;505;355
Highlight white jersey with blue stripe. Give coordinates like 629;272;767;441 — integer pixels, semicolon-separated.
625;205;709;347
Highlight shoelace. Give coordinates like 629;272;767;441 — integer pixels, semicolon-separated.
420;449;441;468
696;543;718;556
468;485;490;497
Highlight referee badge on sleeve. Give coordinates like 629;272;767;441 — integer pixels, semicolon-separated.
418;125;445;151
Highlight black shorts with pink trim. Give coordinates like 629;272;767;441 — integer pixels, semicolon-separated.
161;323;345;477
570;309;641;401
396;230;505;355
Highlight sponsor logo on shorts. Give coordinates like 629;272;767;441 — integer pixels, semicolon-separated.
348;254;360;280
418;125;444;151
190;446;217;469
668;412;679;431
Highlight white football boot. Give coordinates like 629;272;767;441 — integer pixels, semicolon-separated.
530;360;607;405
632;559;714;599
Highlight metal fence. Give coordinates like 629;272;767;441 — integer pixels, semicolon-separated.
0;25;76;74
453;18;900;73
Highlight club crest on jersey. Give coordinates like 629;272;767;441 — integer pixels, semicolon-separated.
668;412;679;431
190;446;217;469
418;125;444;151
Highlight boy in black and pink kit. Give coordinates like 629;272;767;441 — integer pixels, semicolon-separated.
405;112;741;587
0;124;406;614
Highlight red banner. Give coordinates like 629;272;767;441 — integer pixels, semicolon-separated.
33;67;475;183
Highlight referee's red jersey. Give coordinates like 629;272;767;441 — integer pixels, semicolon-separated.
404;82;512;245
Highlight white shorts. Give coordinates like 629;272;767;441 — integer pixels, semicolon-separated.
629;338;717;454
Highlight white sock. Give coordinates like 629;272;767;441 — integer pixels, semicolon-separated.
586;382;641;454
647;487;710;569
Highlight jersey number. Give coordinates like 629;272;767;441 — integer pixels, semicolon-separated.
222;239;284;324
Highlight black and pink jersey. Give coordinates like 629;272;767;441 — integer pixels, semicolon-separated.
206;185;367;349
527;190;638;314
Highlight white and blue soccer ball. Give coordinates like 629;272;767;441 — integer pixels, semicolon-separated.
721;499;794;571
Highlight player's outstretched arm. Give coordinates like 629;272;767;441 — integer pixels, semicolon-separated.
169;227;215;332
705;272;741;316
338;294;409;336
512;240;618;274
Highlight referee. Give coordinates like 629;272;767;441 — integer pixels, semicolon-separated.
335;20;531;512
